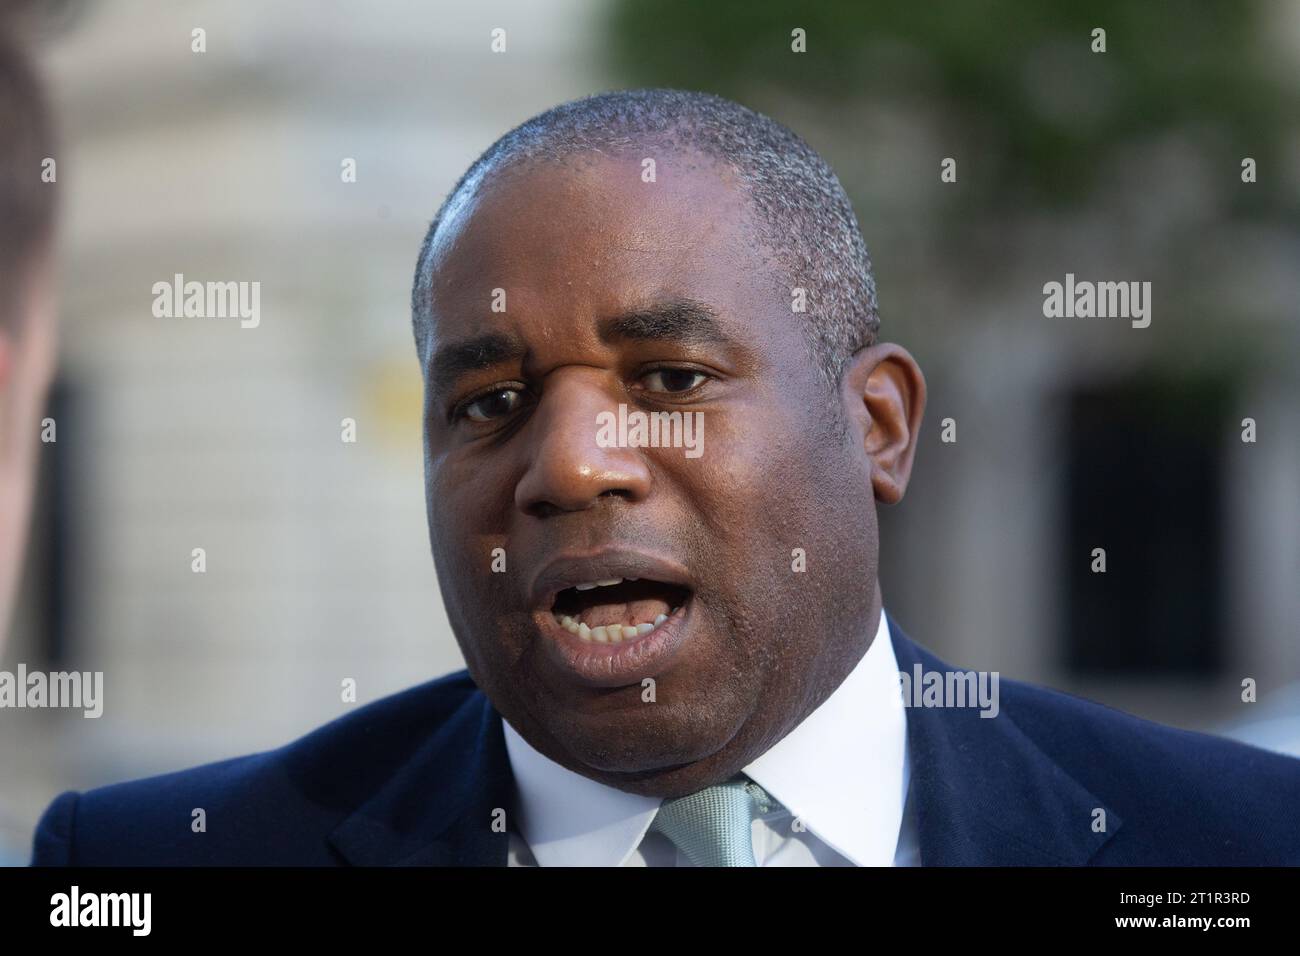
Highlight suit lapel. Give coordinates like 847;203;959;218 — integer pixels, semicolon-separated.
330;614;1122;866
887;613;1122;864
329;687;514;866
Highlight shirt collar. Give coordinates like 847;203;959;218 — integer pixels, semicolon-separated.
502;611;908;866
503;720;660;867
742;610;909;865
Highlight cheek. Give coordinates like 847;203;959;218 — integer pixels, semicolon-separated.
428;449;519;565
426;458;521;650
673;400;852;549
670;401;875;627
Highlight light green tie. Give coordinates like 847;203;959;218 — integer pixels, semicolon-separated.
649;775;780;867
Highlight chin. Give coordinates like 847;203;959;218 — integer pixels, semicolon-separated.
589;749;750;799
551;700;747;782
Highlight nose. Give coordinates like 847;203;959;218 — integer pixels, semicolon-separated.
515;370;652;516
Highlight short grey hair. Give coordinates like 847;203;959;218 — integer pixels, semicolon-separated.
412;88;880;390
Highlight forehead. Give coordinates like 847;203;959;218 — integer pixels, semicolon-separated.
420;150;782;349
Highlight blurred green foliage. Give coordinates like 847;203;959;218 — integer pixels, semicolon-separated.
604;0;1294;215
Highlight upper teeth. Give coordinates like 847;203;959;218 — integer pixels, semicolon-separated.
574;578;628;590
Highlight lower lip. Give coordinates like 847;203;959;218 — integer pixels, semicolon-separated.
533;598;694;688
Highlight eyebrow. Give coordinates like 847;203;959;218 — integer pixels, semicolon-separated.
429;298;744;404
596;298;733;348
430;332;527;403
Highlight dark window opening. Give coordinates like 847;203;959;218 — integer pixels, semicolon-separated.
1063;374;1228;678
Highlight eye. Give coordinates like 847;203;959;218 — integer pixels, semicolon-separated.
458;387;525;423
641;367;709;394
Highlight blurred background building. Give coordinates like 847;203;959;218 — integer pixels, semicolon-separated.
2;0;1298;862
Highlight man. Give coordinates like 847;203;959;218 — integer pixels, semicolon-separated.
32;89;1300;866
0;24;57;648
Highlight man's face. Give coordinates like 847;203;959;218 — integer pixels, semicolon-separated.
0;252;57;639
418;150;891;797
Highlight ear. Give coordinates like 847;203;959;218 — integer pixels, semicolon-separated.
840;342;926;504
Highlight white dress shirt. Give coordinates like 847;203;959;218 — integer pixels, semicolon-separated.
503;611;919;866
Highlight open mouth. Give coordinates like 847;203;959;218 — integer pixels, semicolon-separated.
550;577;691;645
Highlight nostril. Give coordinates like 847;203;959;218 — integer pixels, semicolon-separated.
524;500;566;520
523;487;631;518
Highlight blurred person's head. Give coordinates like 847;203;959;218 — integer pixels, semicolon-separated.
0;24;57;639
411;89;924;797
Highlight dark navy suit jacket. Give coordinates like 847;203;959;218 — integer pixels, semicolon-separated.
30;616;1300;865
